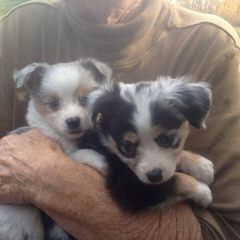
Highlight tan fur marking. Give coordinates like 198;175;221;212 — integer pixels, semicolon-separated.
178;121;190;148
123;132;139;144
180;151;205;166
77;83;97;97
108;135;118;150
153;172;199;209
150;125;165;139
107;135;138;167
34;99;52;116
174;172;198;197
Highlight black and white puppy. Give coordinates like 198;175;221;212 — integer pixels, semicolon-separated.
0;59;112;240
73;77;214;212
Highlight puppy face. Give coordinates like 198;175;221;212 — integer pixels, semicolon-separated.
90;77;211;185
14;58;112;139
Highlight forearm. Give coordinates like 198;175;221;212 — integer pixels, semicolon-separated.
0;130;203;240
32;158;202;240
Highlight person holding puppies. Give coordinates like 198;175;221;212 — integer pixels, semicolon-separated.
0;0;240;239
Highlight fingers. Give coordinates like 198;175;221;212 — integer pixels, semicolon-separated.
0;129;63;204
1;128;62;156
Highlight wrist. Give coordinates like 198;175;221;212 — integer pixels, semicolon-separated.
29;150;72;207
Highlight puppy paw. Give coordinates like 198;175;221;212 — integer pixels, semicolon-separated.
0;205;44;240
191;182;212;208
196;157;214;185
70;149;108;176
179;154;214;185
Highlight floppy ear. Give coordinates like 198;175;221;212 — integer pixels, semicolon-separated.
13;63;49;94
161;79;212;129
79;58;112;84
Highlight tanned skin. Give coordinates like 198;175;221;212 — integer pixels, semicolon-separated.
0;130;202;240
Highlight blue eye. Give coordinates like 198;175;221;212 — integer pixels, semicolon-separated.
48;98;60;110
155;134;174;148
79;96;88;106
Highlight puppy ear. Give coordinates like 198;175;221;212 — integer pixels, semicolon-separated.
13;63;49;93
79;58;112;84
161;79;212;129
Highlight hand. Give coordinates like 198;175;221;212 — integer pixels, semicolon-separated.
0;129;202;240
0;129;65;204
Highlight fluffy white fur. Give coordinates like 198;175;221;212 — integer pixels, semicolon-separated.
0;205;44;240
0;59;112;240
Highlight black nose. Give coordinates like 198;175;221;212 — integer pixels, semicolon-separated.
147;168;163;183
66;117;81;130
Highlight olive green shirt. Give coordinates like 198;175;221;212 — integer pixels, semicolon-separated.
0;0;240;239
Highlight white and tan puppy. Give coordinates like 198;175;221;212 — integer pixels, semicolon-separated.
0;58;112;240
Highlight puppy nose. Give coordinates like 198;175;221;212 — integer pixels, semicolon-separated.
66;117;81;129
147;168;163;183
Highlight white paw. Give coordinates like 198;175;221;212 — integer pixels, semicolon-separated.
191;182;213;208
70;149;108;176
180;157;214;185
0;204;44;240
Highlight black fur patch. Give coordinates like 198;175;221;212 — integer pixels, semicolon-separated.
91;83;136;138
150;101;184;130
106;152;176;212
174;85;211;128
27;66;46;90
18;64;48;95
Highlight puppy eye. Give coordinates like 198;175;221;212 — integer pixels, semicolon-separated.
48;98;60;110
155;134;174;148
121;141;137;157
79;96;88;106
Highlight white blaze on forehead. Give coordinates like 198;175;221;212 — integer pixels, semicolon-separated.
41;62;97;95
133;97;152;136
119;82;159;137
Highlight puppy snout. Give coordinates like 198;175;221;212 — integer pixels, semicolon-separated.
66;117;81;130
147;168;163;183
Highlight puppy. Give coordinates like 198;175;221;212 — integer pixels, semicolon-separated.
0;58;112;240
72;77;214;212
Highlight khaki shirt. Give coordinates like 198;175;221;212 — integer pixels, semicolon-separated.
0;0;240;239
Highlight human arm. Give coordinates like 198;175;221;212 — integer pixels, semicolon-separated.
0;129;202;240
